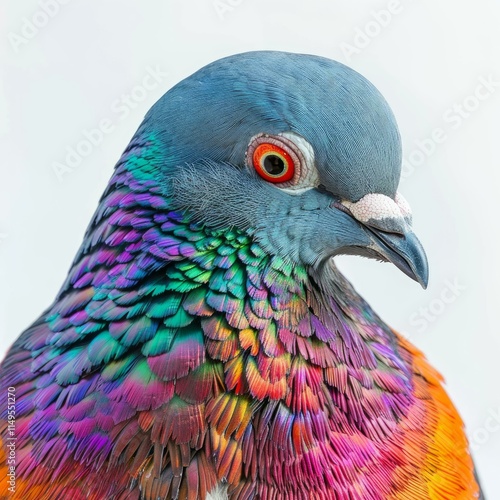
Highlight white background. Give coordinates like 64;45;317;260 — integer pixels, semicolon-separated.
1;1;499;496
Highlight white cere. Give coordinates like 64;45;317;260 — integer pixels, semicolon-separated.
342;193;410;224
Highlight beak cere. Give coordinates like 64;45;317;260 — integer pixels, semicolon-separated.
342;193;429;288
341;193;412;234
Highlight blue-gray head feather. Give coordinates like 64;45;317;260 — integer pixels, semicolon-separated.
145;51;401;201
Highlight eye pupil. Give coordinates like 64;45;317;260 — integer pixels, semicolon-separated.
263;154;285;175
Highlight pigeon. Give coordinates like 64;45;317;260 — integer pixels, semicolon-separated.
0;51;482;499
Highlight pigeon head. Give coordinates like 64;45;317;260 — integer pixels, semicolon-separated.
136;51;428;287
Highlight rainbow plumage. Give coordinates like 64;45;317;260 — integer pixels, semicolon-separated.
0;52;481;499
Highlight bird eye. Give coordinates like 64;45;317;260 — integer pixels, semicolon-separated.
252;143;294;183
246;132;319;192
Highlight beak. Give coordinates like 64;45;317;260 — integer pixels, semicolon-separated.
366;226;429;289
332;193;429;289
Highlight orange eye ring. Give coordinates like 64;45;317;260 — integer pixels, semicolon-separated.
252;143;295;183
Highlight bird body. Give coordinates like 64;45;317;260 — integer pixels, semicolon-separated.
0;52;481;499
